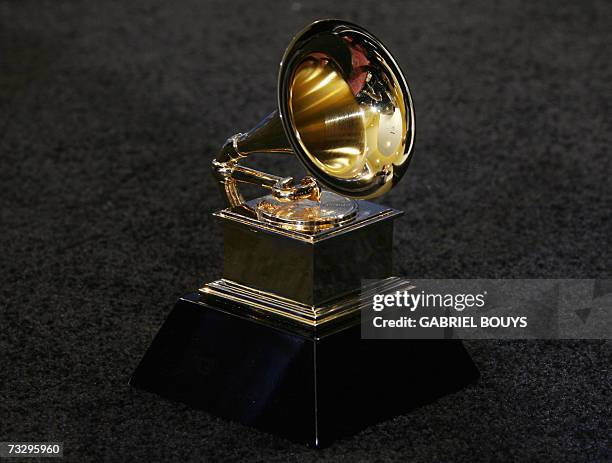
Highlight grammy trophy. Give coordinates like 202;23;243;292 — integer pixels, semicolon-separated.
130;20;478;447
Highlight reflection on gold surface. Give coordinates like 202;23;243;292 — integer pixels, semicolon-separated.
257;191;357;232
289;55;408;188
289;58;367;179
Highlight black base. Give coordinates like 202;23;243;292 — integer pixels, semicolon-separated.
130;292;479;447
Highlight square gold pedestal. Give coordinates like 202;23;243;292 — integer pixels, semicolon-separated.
203;199;403;326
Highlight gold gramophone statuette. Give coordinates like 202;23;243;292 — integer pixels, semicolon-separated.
211;19;414;231
202;20;415;325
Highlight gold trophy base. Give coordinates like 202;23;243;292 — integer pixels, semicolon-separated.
210;196;402;327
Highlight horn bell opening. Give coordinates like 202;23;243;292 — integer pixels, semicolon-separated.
278;20;415;200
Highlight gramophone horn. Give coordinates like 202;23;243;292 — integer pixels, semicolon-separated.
212;19;415;211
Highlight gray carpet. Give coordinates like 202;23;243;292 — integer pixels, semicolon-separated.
1;0;610;461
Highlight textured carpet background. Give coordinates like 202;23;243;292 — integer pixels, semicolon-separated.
1;0;611;461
